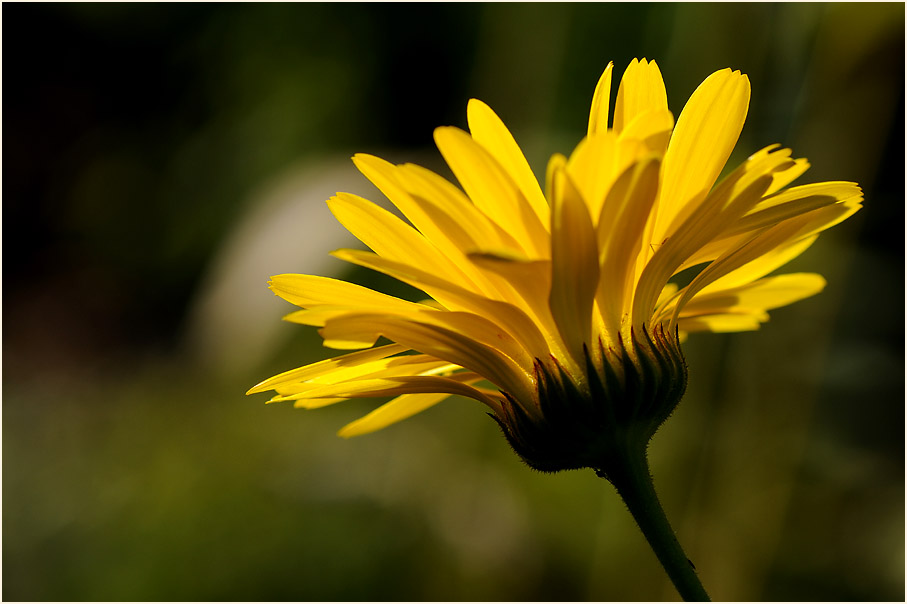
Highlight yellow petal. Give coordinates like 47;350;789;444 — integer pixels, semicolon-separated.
775;196;864;244
550;166;599;364
668;216;815;328
273;355;458;396
661;140;797;242
352;154;446;244
467;99;549;228
327;192;476;291
337;392;452;438
596;155;661;339
352;155;487;286
290;397;347;409
694;143;808;202
331;247;551;359
320;313;536;405
353;154;524;300
767;157;810;195
587;62;614;135
282;307;353;327
434;126;550;258
468;249;551;311
246;343;407;394
656;283;679;308
678;272;828;334
466;251;566;360
655;68;751;244
735;182;862;234
301;374;503;414
633;173;772;327
566;131;646;221
268;273;420;312
545;152;567;207
394;161;524;253
618;109;674;155
613;58;669;134
281;373;493;408
677;312;766;333
319;303;537;374
696;235;818;294
679;273;826;318
682;186;863;269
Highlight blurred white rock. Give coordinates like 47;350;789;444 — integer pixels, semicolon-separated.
183;152;423;375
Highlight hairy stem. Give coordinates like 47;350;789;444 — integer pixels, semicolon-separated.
601;447;710;601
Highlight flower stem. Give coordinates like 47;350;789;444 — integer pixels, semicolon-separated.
601;446;711;602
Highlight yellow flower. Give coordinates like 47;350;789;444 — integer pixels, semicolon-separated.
248;59;861;473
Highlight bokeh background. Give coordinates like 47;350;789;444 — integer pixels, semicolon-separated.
4;3;904;601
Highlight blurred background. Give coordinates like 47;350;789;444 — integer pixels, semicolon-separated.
3;3;904;601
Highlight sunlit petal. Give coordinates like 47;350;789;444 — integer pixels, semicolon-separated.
249;59;860;470
655;68;750;244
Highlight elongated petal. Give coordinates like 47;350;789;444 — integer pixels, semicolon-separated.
319;304;536;373
338;392;453;437
394;161;525;253
466;251;568;361
327;192;476;290
682;187;863;269
353;154;518;300
613;58;669;134
545;152;567;206
246;344;406;394
668;217;814;328
353;153;453;247
655;68;750;244
678;270;826;336
587;62;614;135
467;250;551;309
434;126;550;258
661;141;797;242
767;158;810;195
634;174;772;326
680;273;826;318
352;155;485;285
272;356;459;397
726;182;862;237
467;99;550;227
550;167;599;364
320;313;536;405
304;374;504;413
283;307;360;327
278;372;498;410
331;247;551;358
619;109;674;155
695;235;818;294
731;144;809;195
268;273;421;312
389;165;535;303
677;312;766;333
597;155;661;339
567;132;646;220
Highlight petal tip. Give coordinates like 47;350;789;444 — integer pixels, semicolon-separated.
336;425;363;439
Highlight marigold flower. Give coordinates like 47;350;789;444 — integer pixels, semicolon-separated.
248;58;861;600
249;58;860;462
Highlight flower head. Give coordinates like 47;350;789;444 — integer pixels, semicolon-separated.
248;59;862;474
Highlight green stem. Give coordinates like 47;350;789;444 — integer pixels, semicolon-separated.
602;446;710;602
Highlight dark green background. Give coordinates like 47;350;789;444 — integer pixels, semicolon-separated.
4;3;904;601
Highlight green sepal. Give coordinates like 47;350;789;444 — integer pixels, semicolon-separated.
490;324;687;475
